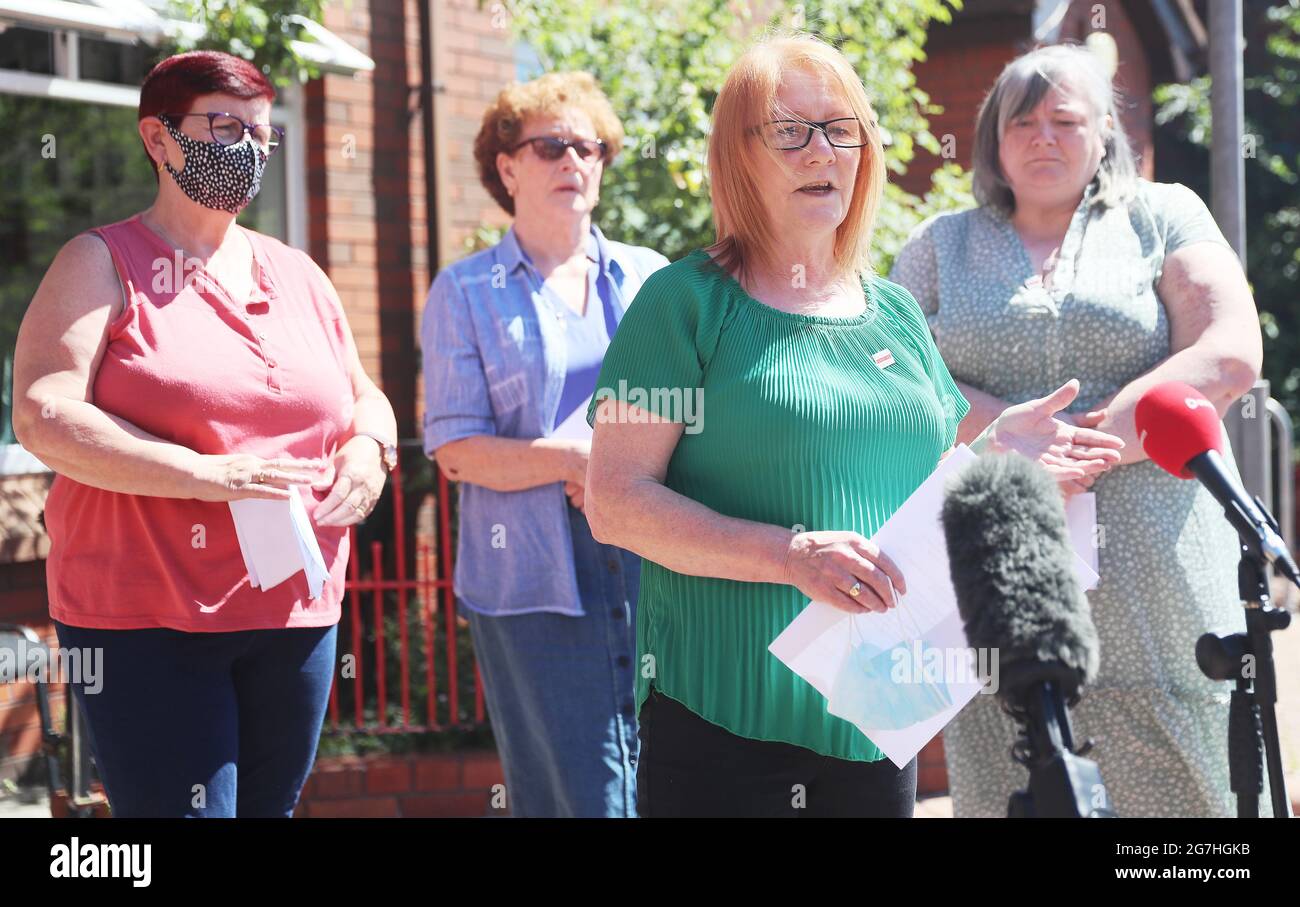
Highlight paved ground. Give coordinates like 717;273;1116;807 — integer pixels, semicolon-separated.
914;794;954;818
0;798;51;818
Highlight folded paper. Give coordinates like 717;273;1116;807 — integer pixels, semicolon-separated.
228;485;329;598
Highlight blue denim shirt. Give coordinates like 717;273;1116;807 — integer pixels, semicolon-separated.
420;224;669;616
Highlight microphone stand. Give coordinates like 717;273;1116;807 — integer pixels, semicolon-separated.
1003;671;1117;818
1196;497;1294;818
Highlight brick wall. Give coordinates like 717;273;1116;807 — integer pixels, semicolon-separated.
305;0;520;439
294;750;505;817
307;0;430;439
917;736;946;796
897;33;1024;198
432;0;516;268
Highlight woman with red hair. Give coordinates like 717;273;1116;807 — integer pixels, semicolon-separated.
583;32;1123;816
11;50;396;817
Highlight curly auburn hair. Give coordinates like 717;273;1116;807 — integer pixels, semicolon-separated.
474;72;624;216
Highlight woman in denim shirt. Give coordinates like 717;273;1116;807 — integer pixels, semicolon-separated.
420;72;668;817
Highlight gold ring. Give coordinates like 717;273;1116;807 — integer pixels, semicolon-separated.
352;503;366;517
848;582;862;597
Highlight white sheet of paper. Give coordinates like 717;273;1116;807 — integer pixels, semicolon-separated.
1065;492;1099;586
551;396;594;441
769;445;1100;768
230;502;260;588
228;486;328;598
288;486;329;598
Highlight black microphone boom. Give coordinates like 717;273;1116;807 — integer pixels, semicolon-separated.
1184;449;1300;587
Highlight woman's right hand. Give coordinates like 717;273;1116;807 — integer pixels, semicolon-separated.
193;454;330;502
782;530;907;614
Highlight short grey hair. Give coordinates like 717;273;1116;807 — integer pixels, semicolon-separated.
972;44;1138;216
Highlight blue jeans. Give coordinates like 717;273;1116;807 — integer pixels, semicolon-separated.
463;504;641;817
53;620;336;818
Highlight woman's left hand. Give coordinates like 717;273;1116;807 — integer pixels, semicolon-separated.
564;481;586;513
312;436;389;527
990;379;1125;483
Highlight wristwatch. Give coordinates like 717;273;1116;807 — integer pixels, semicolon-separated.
355;431;398;473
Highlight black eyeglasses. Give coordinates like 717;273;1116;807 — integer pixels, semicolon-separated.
160;112;285;155
511;135;608;162
758;117;869;150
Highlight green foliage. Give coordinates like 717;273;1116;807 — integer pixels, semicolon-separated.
163;0;328;86
494;0;971;274
1154;2;1300;447
463;223;507;256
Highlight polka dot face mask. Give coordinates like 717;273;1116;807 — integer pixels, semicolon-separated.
161;119;268;214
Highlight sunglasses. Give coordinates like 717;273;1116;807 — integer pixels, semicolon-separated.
511;135;608;162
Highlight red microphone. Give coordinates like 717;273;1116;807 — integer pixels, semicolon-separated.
1135;381;1224;478
1136;382;1298;585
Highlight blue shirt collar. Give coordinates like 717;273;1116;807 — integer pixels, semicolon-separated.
498;222;619;281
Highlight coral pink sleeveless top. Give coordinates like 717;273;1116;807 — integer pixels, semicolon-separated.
45;214;353;631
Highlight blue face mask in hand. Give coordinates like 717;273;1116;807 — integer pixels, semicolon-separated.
827;609;955;732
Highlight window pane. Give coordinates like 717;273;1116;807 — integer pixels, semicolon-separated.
78;36;157;86
0;27;54;74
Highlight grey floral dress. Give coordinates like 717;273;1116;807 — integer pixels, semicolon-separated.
891;179;1272;817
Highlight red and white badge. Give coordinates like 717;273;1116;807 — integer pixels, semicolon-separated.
872;348;895;369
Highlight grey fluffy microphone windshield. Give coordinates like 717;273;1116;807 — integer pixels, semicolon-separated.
941;453;1100;708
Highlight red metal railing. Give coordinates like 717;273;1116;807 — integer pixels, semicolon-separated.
327;451;485;733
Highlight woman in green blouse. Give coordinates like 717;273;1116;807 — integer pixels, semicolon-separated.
583;32;1124;818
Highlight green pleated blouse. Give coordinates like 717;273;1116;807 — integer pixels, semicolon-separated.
585;249;970;761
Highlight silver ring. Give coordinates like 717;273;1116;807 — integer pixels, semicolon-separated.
848;582;862;598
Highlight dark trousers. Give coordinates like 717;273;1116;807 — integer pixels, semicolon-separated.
54;620;336;818
636;688;916;817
